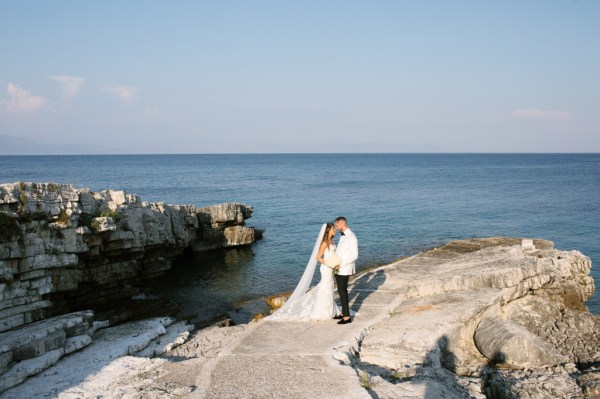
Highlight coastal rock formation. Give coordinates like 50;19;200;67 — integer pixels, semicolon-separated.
194;202;258;251
0;311;97;392
0;182;260;332
356;238;599;398
474;316;566;368
1;236;597;398
1;313;194;397
0;181;261;394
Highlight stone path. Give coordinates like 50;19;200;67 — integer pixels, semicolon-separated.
184;237;594;399
189;264;411;399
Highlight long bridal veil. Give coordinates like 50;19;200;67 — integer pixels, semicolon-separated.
267;223;326;321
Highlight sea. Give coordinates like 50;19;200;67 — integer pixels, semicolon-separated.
1;154;598;322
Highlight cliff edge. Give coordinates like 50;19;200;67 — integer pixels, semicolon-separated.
356;238;598;398
1;237;598;398
0;182;261;394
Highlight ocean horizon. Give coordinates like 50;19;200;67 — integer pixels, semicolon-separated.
2;151;599;155
1;153;598;321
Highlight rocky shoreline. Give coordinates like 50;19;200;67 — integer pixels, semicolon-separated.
0;184;598;398
354;238;599;398
0;182;261;394
1;236;597;398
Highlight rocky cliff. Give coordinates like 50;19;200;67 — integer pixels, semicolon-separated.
354;238;599;398
1;233;598;398
0;182;261;333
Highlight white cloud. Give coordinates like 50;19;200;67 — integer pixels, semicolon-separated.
101;85;138;104
1;83;48;112
49;75;85;99
512;108;572;120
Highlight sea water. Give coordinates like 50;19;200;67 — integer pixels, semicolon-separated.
1;153;598;320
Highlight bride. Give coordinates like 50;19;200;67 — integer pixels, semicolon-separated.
267;223;342;321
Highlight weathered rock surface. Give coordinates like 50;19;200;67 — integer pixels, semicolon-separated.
0;310;96;393
474;316;567;368
193;202;258;251
482;364;595;399
0;182;261;394
1;237;597;398
0;182;261;333
1;314;194;397
356;238;598;399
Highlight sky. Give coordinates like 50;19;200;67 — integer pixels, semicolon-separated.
0;1;599;154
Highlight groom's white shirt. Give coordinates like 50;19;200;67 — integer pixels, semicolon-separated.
336;228;358;276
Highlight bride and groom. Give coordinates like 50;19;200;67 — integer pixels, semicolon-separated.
268;217;358;324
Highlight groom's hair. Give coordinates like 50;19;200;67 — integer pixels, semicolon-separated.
334;216;347;223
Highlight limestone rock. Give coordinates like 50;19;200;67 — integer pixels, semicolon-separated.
0;349;64;394
196;202;252;228
193;203;261;251
360;289;498;376
135;321;193;358
474;316;566;368
578;368;600;398
1;316;195;398
0;310;95;393
0;237;597;399
500;295;600;366
356;238;599;399
0;182;261;334
483;366;586;399
90;216;116;233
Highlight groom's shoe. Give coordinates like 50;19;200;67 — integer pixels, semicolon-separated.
333;315;344;320
337;317;352;325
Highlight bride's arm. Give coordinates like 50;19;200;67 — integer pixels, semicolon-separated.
316;241;328;264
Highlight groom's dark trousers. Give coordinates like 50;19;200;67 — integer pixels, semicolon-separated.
335;274;350;317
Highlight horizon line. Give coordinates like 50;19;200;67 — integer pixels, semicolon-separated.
1;152;599;157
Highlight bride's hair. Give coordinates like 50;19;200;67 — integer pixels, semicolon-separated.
322;223;335;244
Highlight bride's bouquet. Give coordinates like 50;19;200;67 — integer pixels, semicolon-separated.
324;254;341;274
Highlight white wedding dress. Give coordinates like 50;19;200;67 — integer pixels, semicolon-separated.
267;225;342;321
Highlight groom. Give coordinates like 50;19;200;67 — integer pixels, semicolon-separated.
333;216;358;325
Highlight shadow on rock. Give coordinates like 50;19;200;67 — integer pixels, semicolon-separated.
357;335;480;399
423;335;481;399
347;269;387;313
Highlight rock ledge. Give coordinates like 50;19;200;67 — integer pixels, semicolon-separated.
0;182;262;394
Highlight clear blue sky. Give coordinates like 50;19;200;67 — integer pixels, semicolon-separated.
1;1;599;153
